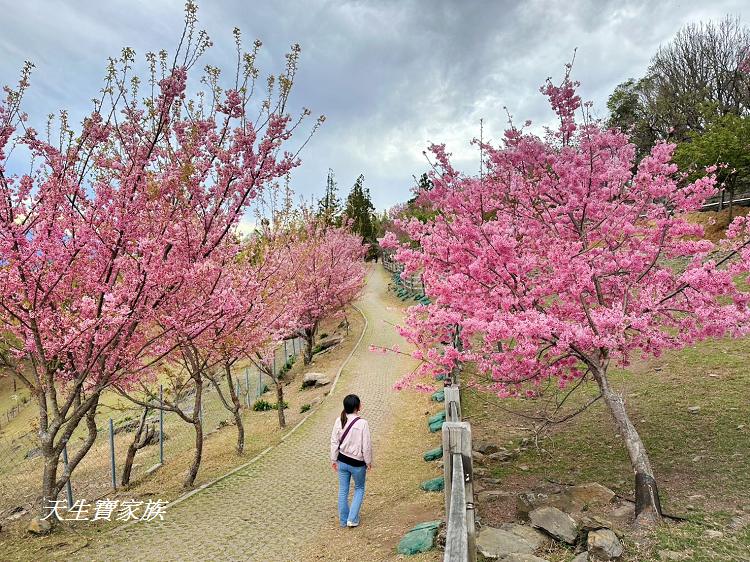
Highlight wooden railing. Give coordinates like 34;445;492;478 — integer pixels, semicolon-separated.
442;385;476;561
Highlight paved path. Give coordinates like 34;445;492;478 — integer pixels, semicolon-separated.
77;267;417;561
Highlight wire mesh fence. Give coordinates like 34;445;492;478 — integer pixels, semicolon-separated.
0;336;303;518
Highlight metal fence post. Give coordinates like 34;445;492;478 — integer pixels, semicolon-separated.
257;371;262;397
284;340;289;361
109;418;117;490
62;445;73;508
159;385;164;465
245;369;251;408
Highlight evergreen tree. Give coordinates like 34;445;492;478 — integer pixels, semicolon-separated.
345;174;375;242
317;168;341;226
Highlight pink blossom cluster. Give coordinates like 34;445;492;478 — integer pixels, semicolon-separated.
386;71;750;396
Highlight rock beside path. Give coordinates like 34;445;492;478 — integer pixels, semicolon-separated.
529;506;578;544
476;526;534;559
301;372;330;388
587;529;623;560
27;517;52;536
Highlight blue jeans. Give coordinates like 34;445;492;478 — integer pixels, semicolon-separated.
337;460;366;526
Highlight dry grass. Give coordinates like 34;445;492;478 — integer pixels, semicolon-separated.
0;309;365;560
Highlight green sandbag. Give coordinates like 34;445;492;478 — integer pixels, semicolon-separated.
430;389;445;402
420;476;444;492
397;527;438;555
423;446;442;461
428;419;444;433
435;373;446;381
428;410;446;424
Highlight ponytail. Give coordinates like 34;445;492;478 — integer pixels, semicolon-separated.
340;394;361;427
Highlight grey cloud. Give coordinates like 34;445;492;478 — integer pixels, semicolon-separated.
1;0;747;210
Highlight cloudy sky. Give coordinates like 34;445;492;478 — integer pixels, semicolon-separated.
1;0;748;212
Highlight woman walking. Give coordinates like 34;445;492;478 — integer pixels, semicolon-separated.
330;394;372;528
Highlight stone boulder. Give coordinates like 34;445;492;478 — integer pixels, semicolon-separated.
498;523;549;551
302;372;330;388
572;553;589;562
475;442;502;455
501;555;549;562
476;526;534;559
25;447;42;460
27;517;52;536
529;506;578;544
587;529;623;560
567;483;616;506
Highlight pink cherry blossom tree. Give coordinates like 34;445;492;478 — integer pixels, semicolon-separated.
287;218;367;364
384;66;750;525
0;3;320;511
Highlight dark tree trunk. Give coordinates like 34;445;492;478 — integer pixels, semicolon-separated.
184;381;204;489
226;368;245;454
38;388;101;523
121;408;154;486
593;366;662;526
275;381;286;429
303;325;316;365
719;187;725;211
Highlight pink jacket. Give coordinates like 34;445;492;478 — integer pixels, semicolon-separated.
330;413;372;466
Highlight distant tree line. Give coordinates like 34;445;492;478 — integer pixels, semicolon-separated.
316;169;389;259
607;16;750;218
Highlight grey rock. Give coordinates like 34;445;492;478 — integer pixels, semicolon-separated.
499;523;549;550
302;372;330;388
529;506;578;544
572;553;589;562
500;554;549;562
473;450;487;463
25;448;42;460
729;514;750;531
488;450;516;462
27;517;52;535
478;490;515;502
475;442;502;455
687;406;701;414
703;529;723;539
587;529;623;560
566;483;616;506
476;526;534;559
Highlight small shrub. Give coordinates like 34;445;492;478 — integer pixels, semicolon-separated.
252;399;274;411
273;401;289;410
319;332;328;339
300;404;311;413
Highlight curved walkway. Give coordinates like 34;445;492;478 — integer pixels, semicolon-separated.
76;266;419;561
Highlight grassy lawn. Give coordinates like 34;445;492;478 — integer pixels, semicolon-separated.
464;335;750;561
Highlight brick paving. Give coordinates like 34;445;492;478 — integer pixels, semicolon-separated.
75;267;417;561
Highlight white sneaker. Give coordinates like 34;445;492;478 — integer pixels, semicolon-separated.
346;521;359;528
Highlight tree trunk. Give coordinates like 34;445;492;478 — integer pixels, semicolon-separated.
276;381;286;429
184;382;204;489
41;455;61;522
593;366;662;526
303;326;316;365
121;408;153;486
728;183;735;221
227;370;245;454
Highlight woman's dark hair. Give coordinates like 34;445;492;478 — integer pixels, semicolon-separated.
341;394;360;426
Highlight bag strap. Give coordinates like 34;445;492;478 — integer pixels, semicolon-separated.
338;416;361;447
